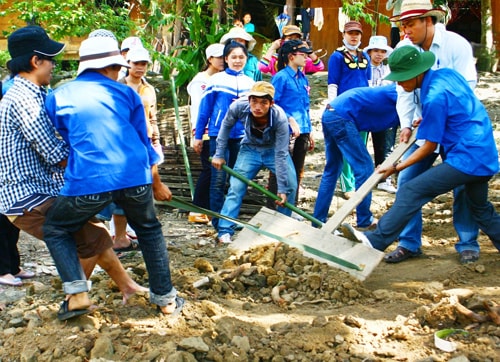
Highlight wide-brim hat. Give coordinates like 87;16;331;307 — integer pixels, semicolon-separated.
390;0;446;22
364;35;393;56
77;36;129;76
385;45;435;81
8;25;65;59
220;27;256;52
248;81;275;99
126;46;151;63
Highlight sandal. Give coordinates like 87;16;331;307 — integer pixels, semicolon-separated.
57;300;90;321
113;239;140;253
459;250;479;264
0;274;22;287
384;246;422;263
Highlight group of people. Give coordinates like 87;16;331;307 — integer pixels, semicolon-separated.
0;26;181;320
189;22;326;243
0;0;498;323
190;0;500;266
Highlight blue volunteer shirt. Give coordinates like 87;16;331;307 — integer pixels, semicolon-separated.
329;84;399;132
45;71;160;196
417;68;499;176
272;66;312;134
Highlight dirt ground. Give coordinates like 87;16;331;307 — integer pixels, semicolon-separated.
0;72;499;362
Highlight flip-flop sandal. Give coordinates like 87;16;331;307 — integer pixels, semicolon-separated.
157;296;185;317
57;300;91;321
0;275;23;286
113;239;140;253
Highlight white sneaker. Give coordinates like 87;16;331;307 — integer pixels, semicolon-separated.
377;180;397;194
290;211;305;221
218;233;232;244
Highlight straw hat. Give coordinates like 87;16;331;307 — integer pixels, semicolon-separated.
390;0;446;22
248;81;275;99
77;36;129;75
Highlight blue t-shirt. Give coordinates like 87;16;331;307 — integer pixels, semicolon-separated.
272;66;312;134
45;71;159;196
417;68;499;176
329;84;399;133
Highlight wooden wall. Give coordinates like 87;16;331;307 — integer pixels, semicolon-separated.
309;0;500;72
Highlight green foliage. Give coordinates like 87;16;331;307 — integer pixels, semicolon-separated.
0;50;11;68
341;0;379;27
144;0;233;88
0;0;137;41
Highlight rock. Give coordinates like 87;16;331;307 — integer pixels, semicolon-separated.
90;336;114;359
448;356;470;362
20;344;39;362
232;335;251;352
194;258;214;273
166;351;198;362
178;336;210;353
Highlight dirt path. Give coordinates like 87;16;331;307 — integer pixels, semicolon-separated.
0;72;499;361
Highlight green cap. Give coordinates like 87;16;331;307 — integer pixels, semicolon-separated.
384;45;436;82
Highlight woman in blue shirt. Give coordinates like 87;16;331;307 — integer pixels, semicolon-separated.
271;39;313;206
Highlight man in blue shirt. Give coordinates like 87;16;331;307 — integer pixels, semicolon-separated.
313;84;399;228
44;35;182;317
212;81;297;244
342;46;500;253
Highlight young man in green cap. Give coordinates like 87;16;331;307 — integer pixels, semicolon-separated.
342;46;500;254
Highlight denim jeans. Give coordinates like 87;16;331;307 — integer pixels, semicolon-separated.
313;109;375;227
193;139;211;209
209;136;242;229
339;131;368;193
397;144;480;253
43;185;177;306
366;163;500;252
217;144;297;237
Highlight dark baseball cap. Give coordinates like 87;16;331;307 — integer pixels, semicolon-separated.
280;39;313;55
8;25;65;59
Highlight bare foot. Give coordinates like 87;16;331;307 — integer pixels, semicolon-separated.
122;284;149;305
113;236;133;250
67;292;91;310
158;297;184;315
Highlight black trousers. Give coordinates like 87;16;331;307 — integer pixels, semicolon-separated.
0;214;21;275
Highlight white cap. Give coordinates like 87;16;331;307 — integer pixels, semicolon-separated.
120;36;143;52
205;43;225;59
126;47;151;63
78;36;129;75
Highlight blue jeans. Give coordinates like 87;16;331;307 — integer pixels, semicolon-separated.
397;144;480;253
217;144;297;236
366;163;500;252
193;139;211;209
209;136;242;229
313;109;375;227
43;185;177;306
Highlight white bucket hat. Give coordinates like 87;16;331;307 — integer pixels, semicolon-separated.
77;36;129;76
364;36;393;56
220;27;256;52
126;46;151;63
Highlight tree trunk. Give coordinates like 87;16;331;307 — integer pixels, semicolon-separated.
476;0;496;72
